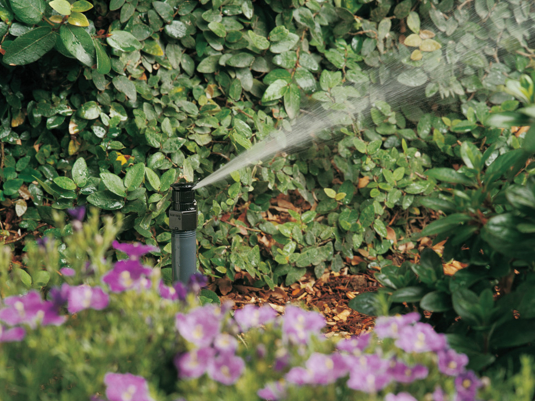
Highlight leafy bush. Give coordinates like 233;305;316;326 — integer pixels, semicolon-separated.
0;215;534;400
0;0;533;289
350;73;535;372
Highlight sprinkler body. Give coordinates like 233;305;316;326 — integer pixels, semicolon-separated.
169;183;198;284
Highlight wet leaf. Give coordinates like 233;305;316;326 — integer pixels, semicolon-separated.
404;34;422;47
3;27;57;65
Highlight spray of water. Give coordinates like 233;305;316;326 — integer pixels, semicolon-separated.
195;2;535;190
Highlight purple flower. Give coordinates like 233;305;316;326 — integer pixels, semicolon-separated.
234;304;278;332
0;326;25;342
455;371;482;400
159;280;187;301
282;306;325;345
337;332;371;355
396;322;447;353
60;267;76;277
286;367;313;386
67;285;109;314
112;240;159;260
175;304;222;347
104;372;155;401
207;354;245;385
385;393;418;401
257;381;286;400
438;349;469;376
188;273;208;294
0;291;66;328
36;236;53;249
256;344;267;358
274;348;289;371
347;369;391;393
374;312;420;339
67;206;86;222
174;348;215;379
433;386;446;401
102;260;152;293
214;333;238;354
49;283;71;310
388;360;429;383
306;353;349;385
347;354;391;392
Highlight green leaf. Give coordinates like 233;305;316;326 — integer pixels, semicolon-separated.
78;101;100;120
49;0;71;15
324;188;336;198
100;172;126;197
72;157;88;187
164;21;187;39
59;25;94;67
67;11;89;27
284;83;300;119
125;163;145;191
397;69;428;87
419;197;457;213
407;11;420;33
113;76;137;102
248;31;269;50
420;291;452;312
107;30;142;52
10;0;45;24
262;79;288;102
373;219;388;238
490;319;535;349
226;52;254;68
53;176;77;190
152;1;173;23
295;248;319;268
390;286;427;303
460;141;482;170
426;168;476;186
452;288;482;326
285;266;306;285
71;0;93;12
421;213;472;236
142;40;164;56
3;27;57;65
145;167;160;191
348;292;380;316
199;289;221;305
208;21;226;37
270;32;299;53
87;191;125;210
94;39;111;75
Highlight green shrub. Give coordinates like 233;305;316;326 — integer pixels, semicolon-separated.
0;215;534;400
350;73;535;373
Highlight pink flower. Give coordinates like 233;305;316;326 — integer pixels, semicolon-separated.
282;306;325;345
0;291;66;328
234;304;278;332
374;312;420;339
207;354;245;385
102;260;152;293
112;241;159;260
67;285;109;314
175;305;222;347
337;332;371;355
388;360;429;383
159;280;187;301
438;349;469;376
0;325;25;342
174;348;215;379
395;322;447;353
385;392;418;401
257;381;286;400
104;372;155;401
60;267;75;277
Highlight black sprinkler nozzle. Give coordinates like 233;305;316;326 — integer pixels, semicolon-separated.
169;183;198;284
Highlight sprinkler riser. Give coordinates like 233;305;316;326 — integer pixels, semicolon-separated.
169;183;198;284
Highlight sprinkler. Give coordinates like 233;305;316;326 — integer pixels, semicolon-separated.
169;183;198;284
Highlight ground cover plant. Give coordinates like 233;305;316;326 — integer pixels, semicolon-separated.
0;213;534;400
1;0;535;398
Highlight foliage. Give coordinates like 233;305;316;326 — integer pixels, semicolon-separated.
0;215;534;400
350;73;535;373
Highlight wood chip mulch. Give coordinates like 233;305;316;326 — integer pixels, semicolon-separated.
208;268;379;338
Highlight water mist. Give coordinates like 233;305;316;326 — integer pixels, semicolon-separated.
194;1;535;190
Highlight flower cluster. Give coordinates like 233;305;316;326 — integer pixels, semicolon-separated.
0;291;66;329
174;304;245;385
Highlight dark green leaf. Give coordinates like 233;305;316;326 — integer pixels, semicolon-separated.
3;27;57;65
284;83;300;119
420;291;452;312
9;0;45;24
94;39;111;75
107;30;142;52
87;191;125;210
390;286;427;303
348;292;380;316
452;288;482;326
60;25;94;67
72;157;88;187
421;213;472;236
262;79;288;102
124;163;145;191
100;172;126;197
